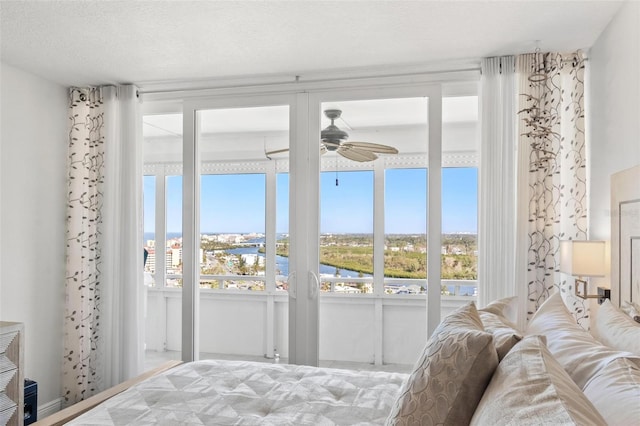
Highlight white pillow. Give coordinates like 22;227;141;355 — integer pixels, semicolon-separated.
479;297;523;360
471;335;606;426
526;291;640;388
582;356;640;426
593;299;640;355
478;311;522;360
480;296;518;324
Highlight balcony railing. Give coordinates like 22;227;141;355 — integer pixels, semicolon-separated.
145;277;477;367
156;273;476;296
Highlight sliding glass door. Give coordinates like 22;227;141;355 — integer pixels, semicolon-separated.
142;86;479;370
143;110;184;366
309;91;441;368
171;82;475;368
180;96;294;362
194;105;290;362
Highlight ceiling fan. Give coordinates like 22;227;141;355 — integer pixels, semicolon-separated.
266;109;399;162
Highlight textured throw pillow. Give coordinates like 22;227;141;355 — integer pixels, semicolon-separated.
386;302;498;426
593;299;640;355
470;335;607;426
582;356;640;426
478;311;522;360
526;291;640;388
480;296;518;324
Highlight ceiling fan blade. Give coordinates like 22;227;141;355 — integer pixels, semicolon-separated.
265;147;289;159
337;146;378;162
344;142;399;154
322;140;341;150
267;146;329;158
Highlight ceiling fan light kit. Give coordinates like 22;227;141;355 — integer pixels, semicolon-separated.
321;109;349;149
265;109;399;162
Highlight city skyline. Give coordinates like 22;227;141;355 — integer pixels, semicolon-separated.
144;167;477;235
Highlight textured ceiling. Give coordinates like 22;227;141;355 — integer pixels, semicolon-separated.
0;1;624;88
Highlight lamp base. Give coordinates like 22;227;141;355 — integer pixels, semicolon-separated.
597;287;611;305
574;278;600;300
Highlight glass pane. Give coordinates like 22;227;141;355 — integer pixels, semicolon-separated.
196;104;289;363
276;172;289;290
200;173;266;290
442;96;478;153
143;113;184;162
442;167;478;297
318;97;428;371
143;176;156;286
441;95;479;303
143;110;183;368
384;168;427;294
320;171;374;293
166;175;183;288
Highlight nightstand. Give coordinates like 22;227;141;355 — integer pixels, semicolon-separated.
0;322;23;426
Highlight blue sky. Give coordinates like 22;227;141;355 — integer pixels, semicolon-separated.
144;167;477;235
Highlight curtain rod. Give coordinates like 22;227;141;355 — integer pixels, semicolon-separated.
484;54;589;75
137;66;482;96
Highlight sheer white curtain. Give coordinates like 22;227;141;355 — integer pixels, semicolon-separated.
101;85;144;387
63;85;143;405
478;56;517;309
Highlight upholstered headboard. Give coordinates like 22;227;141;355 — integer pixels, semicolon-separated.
610;165;640;307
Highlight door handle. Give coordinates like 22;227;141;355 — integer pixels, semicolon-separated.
308;271;320;300
288;271;296;299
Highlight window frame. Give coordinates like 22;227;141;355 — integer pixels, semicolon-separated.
143;78;479;365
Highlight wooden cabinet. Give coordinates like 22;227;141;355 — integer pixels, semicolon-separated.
0;322;23;426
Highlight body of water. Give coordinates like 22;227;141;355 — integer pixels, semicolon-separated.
226;246;369;278
146;233;476;294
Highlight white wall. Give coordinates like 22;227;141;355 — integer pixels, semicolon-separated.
589;0;640;241
0;63;68;410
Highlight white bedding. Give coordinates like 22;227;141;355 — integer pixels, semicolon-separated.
68;360;408;425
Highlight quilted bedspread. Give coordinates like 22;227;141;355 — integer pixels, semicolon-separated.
68;359;408;425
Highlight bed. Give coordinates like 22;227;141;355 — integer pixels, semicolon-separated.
35;292;640;426
36;167;640;425
63;360;406;425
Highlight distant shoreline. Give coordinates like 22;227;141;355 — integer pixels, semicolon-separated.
145;232;478;240
144;232;478;281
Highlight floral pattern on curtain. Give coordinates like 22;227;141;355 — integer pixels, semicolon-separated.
517;51;589;327
64;87;105;404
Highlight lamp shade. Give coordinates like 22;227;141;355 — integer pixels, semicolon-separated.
559;240;606;277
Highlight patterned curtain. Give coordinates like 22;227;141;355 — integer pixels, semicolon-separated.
517;51;589;327
63;85;143;405
64;87;105;403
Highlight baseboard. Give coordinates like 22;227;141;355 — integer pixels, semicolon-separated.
38;398;63;419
